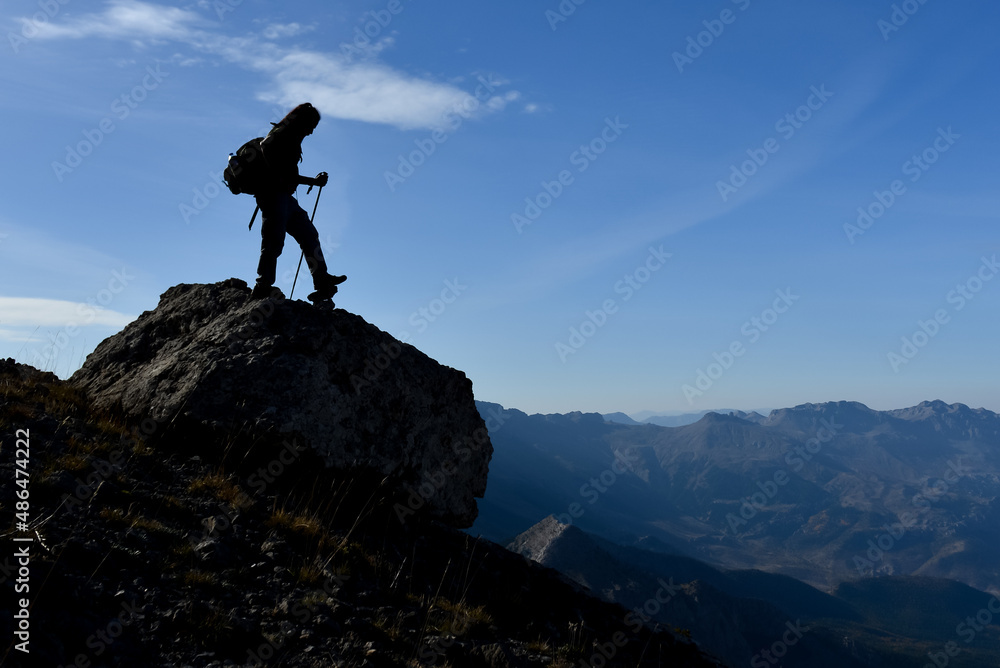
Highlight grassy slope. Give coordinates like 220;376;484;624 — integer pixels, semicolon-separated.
0;361;720;668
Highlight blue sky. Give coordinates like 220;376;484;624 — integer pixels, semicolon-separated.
1;0;998;416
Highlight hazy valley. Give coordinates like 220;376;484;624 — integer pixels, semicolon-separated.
472;400;1000;665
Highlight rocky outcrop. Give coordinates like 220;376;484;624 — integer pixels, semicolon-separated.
0;364;731;668
70;279;491;527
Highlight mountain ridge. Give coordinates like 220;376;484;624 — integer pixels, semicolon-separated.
473;400;1000;592
507;515;1000;667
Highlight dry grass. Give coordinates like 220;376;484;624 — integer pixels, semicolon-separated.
293;561;326;586
429;597;493;636
182;569;218;587
526;638;554;653
169;539;195;560
548;660;576;668
300;590;330;610
265;508;324;539
129;514;170;534
45;453;92;475
188;472;251;508
99;507;172;536
373;609;411;642
43;383;88;416
99;507;128;523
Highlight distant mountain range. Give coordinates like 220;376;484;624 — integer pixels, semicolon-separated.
604;409;769;427
472;400;1000;594
507;516;1000;667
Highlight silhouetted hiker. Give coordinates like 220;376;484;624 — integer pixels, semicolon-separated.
251;102;345;301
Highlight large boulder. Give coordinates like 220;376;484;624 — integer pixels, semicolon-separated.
70;279;492;527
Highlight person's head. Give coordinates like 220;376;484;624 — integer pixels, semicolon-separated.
281;102;321;137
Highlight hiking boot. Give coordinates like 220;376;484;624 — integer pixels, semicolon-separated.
309;273;346;301
250;283;280;300
326;274;348;287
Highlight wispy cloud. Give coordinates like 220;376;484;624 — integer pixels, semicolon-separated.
0;329;41;344
26;0;519;131
256;50;480;130
30;0;205;41
0;297;135;329
260;22;315;40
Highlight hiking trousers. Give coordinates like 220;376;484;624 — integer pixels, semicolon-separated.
254;191;327;288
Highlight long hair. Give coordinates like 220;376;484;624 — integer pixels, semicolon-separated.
269;103;320;163
280;103;320;134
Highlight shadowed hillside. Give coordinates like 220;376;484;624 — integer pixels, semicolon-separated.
509;516;1000;668
0;282;723;667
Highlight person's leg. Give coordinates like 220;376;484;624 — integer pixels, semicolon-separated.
254;193;290;290
285;197;346;296
284;196;327;276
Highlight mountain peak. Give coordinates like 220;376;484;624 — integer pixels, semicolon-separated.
700;410;755;424
507;514;579;562
70;279;492;527
761;400;879;432
889;400;973;420
603;411;643;426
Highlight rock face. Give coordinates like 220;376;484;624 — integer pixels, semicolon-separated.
70;279;491;527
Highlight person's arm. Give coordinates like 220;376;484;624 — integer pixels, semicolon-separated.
299;172;328;188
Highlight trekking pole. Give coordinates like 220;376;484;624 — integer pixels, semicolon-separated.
290;184;324;299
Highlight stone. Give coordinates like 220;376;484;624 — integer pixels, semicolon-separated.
70;279;491;527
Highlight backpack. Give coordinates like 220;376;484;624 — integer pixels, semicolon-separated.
223;137;269;195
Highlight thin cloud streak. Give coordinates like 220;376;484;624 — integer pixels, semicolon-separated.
27;0;519;131
0;297;136;329
30;0;205;41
